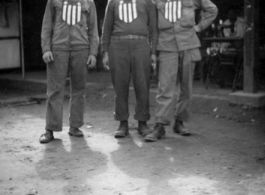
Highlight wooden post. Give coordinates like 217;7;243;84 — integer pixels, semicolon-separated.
19;0;25;79
244;0;259;93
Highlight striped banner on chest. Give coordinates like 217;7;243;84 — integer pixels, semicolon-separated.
165;0;182;22
119;0;138;23
62;0;82;26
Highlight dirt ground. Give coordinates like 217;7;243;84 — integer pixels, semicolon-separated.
0;71;265;195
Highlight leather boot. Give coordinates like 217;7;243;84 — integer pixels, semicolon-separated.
138;121;152;136
173;120;190;136
39;130;54;144
114;121;129;138
69;127;84;137
144;123;165;142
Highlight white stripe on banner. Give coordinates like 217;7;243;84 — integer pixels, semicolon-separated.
177;0;181;19
173;1;176;22
67;5;72;25
119;1;123;20
133;0;137;19
63;2;67;21
77;3;81;22
128;3;132;23
165;2;168;20
169;1;172;22
123;3;127;23
72;5;76;25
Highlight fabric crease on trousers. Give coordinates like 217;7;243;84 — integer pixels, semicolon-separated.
46;49;89;132
155;48;201;125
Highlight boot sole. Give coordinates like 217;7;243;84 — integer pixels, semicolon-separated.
114;135;126;138
138;131;150;137
68;132;84;137
114;132;129;138
174;131;191;136
144;135;165;142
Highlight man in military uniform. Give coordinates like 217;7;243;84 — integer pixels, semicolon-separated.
145;0;218;141
39;0;99;143
102;0;158;138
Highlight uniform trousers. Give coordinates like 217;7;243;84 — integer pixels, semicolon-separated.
155;49;201;125
45;49;89;132
108;39;151;121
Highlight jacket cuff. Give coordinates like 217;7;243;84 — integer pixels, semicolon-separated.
90;49;98;57
42;46;51;54
194;25;202;32
101;44;108;53
151;47;156;54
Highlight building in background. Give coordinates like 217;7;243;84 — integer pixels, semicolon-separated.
0;0;108;74
0;0;264;90
0;0;22;70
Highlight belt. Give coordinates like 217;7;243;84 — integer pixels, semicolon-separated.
111;35;147;40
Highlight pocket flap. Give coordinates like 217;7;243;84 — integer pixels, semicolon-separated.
158;9;173;30
81;0;90;12
182;0;193;7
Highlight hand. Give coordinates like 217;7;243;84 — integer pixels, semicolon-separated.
43;51;54;64
102;52;109;71
194;25;200;33
151;54;157;65
151;54;157;76
87;55;97;69
151;54;157;69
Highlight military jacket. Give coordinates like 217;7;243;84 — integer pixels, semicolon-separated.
41;0;99;55
155;0;217;52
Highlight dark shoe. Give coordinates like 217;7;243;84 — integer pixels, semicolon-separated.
68;127;84;137
144;123;165;142
138;121;152;136
39;130;54;144
173;120;190;136
114;121;129;138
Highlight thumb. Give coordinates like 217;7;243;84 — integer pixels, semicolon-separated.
87;57;91;64
104;64;110;70
102;58;107;66
50;53;54;61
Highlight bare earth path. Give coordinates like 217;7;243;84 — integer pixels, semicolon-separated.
0;72;265;195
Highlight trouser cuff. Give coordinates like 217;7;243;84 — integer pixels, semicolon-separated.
45;126;62;132
155;117;170;125
69;122;84;129
134;113;150;122
114;114;129;121
175;116;189;122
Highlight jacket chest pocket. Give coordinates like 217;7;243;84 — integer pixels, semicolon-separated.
180;0;195;28
158;9;173;30
157;0;195;29
117;0;138;24
54;0;90;26
53;0;63;22
80;1;90;28
156;2;172;30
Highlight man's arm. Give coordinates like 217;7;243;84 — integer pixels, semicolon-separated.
194;0;218;32
101;0;115;53
41;0;54;54
148;0;158;55
101;0;115;69
88;0;99;56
